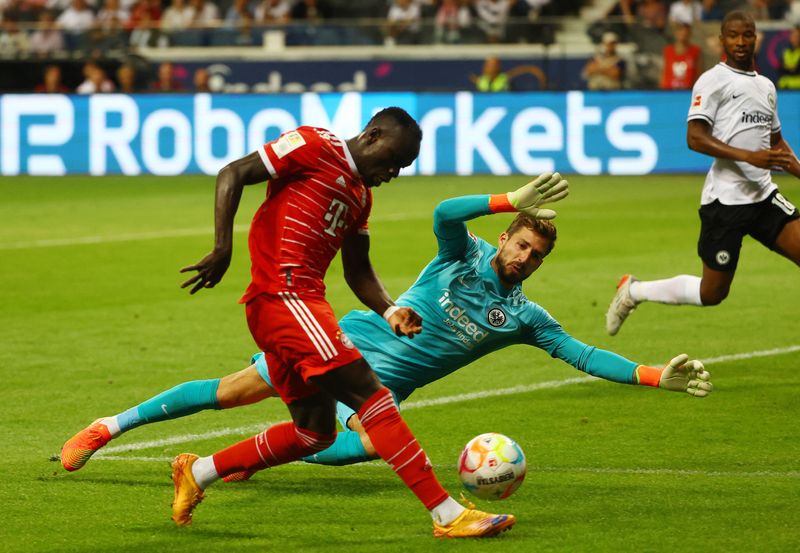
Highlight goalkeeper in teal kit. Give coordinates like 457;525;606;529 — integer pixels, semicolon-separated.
62;173;713;473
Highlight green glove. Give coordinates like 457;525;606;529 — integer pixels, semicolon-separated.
507;172;569;220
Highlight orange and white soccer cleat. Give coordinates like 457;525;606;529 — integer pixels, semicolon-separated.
171;453;205;526
433;507;516;538
60;419;112;472
606;274;639;336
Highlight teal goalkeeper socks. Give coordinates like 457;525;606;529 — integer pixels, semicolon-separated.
302;430;371;466
116;378;221;433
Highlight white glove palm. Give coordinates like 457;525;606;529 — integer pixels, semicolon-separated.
507;172;569;219
659;354;713;397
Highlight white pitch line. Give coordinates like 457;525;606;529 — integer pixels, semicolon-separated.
94;377;594;458
98;423;276;455
402;376;595;409
0;214;424;250
700;345;800;364
91;456;800;479
92;344;800;461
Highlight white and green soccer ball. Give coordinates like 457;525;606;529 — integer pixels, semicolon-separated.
458;432;527;500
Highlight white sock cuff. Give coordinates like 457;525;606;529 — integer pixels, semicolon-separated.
633;275;702;306
191;456;220;490
101;416;121;438
430;496;466;525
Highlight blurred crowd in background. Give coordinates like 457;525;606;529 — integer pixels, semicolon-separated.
0;0;798;92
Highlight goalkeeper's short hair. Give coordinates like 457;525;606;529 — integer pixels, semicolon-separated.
506;214;557;255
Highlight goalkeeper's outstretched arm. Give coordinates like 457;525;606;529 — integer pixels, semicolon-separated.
545;334;713;398
433;172;569;259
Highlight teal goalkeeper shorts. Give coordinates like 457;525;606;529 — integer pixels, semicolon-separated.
251;352;400;430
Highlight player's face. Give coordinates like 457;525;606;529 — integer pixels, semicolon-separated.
358;125;420;188
493;228;551;286
720;19;756;70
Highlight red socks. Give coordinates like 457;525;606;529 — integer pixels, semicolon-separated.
212;421;335;476
357;387;449;510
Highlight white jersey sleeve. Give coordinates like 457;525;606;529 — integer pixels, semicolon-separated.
687;70;723;125
769;79;781;134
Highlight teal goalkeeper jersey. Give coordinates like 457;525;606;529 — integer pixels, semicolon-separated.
338;194;638;402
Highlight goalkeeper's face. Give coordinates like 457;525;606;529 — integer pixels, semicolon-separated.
493;228;551;286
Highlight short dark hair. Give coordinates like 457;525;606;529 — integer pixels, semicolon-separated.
366;107;422;143
505;214;557;255
721;10;755;33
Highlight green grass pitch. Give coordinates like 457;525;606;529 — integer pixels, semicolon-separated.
1;174;799;553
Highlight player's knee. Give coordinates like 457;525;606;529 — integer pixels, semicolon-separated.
215;379;248;407
360;433;378;458
305;432;337;454
700;285;729;306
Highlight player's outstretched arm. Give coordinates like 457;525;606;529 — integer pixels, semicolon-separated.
341;232;422;338
180;152;268;294
633;354;713;397
540;330;712;397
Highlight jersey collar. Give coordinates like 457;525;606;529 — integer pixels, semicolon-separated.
718;61;756;77
339;136;361;176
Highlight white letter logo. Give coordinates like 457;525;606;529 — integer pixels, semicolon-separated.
1;94;74;175
323;198;349;236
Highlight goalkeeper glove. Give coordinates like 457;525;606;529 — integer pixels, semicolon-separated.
634;354;713;397
507;172;569;219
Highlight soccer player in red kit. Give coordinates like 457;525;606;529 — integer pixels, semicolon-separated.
174;108;515;538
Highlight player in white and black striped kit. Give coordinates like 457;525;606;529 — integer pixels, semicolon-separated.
606;10;800;336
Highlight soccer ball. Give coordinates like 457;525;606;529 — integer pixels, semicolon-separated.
458;433;527;500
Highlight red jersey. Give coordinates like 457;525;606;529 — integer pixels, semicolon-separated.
661;43;701;90
241;126;372;302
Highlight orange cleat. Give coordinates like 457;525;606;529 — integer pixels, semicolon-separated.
433;506;516;539
60;419;112;472
171;453;205;526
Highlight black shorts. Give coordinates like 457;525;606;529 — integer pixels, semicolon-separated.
697;189;799;272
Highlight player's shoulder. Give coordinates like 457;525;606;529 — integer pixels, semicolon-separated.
470;232;496;259
511;293;557;326
754;72;776;92
694;63;728;89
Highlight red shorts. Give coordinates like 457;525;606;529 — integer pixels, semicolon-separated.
245;292;363;404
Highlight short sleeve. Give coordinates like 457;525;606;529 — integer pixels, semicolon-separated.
687;71;721;125
258;127;318;180
351;189;372;236
770;83;781;133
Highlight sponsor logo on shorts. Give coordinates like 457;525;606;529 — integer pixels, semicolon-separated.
487;308;506;327
337;330;354;349
716;250;731;265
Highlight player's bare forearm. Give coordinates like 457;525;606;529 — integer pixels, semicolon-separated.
214;152;269;249
687;120;752;162
771;135;800;178
341;233;394;315
180;152;268;294
688;120;794;169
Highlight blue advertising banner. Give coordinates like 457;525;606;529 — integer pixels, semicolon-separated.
1;91;797;176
